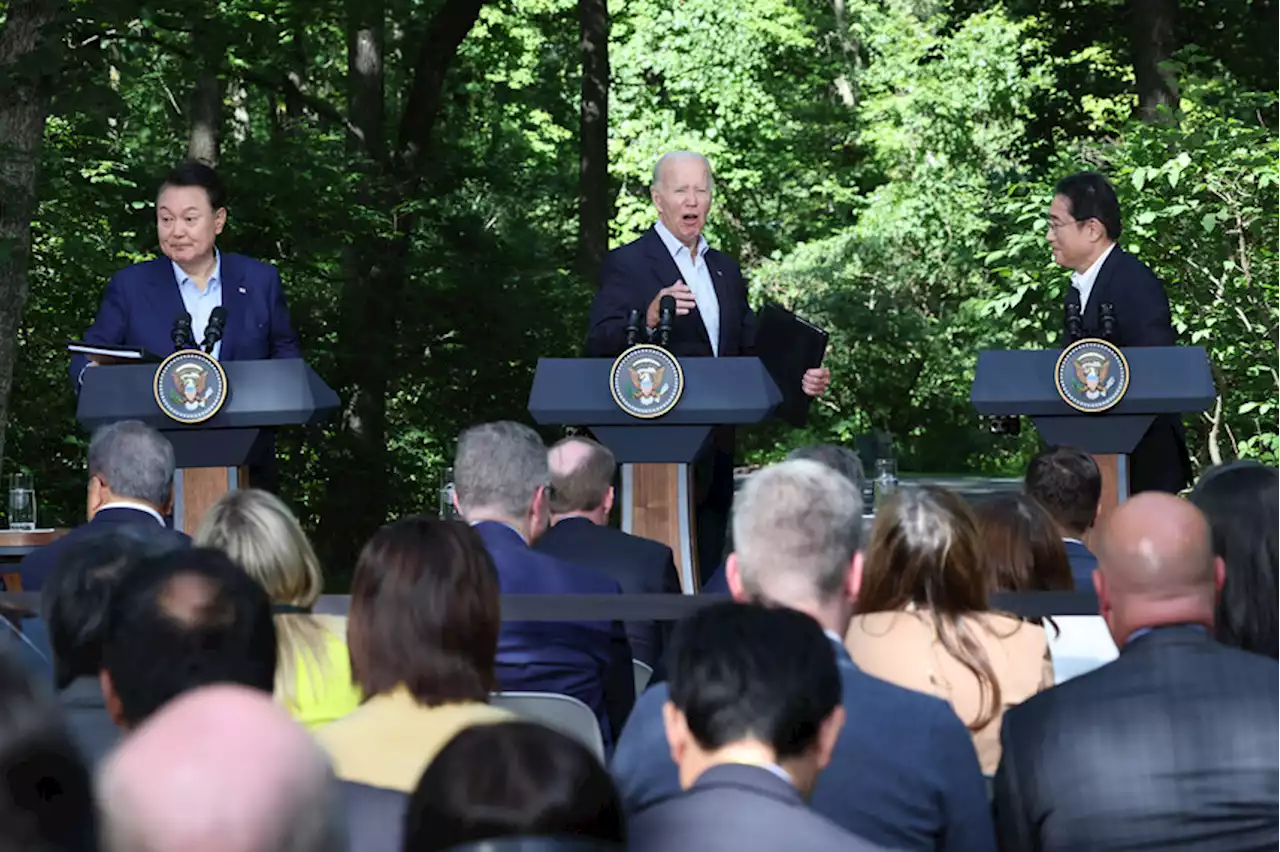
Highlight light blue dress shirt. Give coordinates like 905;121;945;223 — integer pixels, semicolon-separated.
171;250;223;359
654;219;720;355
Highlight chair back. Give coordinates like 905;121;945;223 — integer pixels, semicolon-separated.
489;691;605;761
632;659;653;696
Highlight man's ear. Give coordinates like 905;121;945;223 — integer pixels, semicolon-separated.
846;552;864;604
100;670;127;730
213;206;227;235
87;475;105;520
527;485;550;541
161;485;175;518
1213;556;1226;593
603;485;615;517
725;553;746;602
1092;568;1108;618
662;700;689;770
813;705;846;773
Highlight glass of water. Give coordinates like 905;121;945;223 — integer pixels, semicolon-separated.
873;458;898;512
7;473;36;531
438;467;461;520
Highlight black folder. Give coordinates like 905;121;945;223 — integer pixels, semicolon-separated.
754;302;829;427
66;341;163;364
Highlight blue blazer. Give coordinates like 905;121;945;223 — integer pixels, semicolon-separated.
475;523;636;752
72;253;301;384
1064;539;1098;591
611;635;996;852
17;506;191;592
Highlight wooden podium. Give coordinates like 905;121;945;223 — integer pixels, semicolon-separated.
971;346;1215;519
529;357;781;592
77;359;338;532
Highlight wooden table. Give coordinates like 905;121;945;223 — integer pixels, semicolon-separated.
0;530;68;590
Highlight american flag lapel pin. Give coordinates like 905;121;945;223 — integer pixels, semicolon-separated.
238;286;247;294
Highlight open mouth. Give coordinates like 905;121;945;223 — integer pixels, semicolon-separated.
681;213;700;226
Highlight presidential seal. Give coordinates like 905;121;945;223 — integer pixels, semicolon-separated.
610;344;684;419
154;349;228;424
1055;338;1129;413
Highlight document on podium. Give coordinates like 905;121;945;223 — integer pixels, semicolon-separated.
66;341;163;365
754;302;829;428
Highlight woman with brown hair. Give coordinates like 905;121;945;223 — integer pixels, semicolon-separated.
972;493;1075;594
313;517;513;792
845;486;1052;774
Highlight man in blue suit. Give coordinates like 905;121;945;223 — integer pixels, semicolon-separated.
72;161;300;388
454;421;635;753
611;459;996;852
1025;445;1102;590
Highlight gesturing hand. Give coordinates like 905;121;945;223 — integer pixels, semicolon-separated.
646;281;698;328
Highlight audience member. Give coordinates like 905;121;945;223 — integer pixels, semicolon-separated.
19;420;187;592
629;603;884;852
1024;445;1101;589
1189;460;1279;658
100;548;276;729
993;493;1279;851
196;489;362;727
98;685;342;852
40;526;185;764
405;721;626;852
536;436;681;666
611;461;995;851
973;493;1074;593
0;651;98;852
454;422;634;751
314;518;512;792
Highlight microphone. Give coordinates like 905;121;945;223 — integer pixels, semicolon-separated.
171;312;194;351
625;309;642;347
1099;302;1116;342
202;306;228;354
656;295;676;348
1065;300;1083;343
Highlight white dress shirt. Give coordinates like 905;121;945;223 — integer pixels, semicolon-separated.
654;220;720;356
96;501;166;526
1070;242;1115;314
171;250;224;359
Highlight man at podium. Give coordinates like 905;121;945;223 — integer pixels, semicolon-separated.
71;161;301;388
1046;171;1191;494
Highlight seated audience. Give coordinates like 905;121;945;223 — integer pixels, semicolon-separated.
993;493;1279;852
404;721;626;852
0;651;98;852
41;526;186;764
846;486;1052;774
611;461;995;851
1023;445;1101;589
196;488;362;727
19;420;188;592
454;422;634;751
100;548;276;730
630;603;885;852
314;518;512;792
536;436;681;667
98;685;342;852
1189;460;1279;658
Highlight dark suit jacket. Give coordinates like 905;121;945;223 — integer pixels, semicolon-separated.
534;517;680;667
1064;539;1097;591
586;227;755;359
628;763;887;852
475;522;635;753
72;253;301;384
59;676;119;766
338;781;406;852
17;506;191;592
1062;247;1190;493
611;635;995;852
994;626;1279;852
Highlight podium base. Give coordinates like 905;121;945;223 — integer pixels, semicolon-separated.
620;463;698;593
173;466;250;533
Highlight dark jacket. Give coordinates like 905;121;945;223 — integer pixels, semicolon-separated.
338;781;407;852
1064;539;1098;590
17;506;190;592
59;676;119;766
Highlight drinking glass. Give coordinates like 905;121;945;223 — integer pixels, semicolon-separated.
438;467;462;520
872;458;898;512
7;473;36;531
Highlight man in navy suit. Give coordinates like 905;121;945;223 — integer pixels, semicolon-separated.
18;420;189;592
1025;445;1102;590
610;460;995;852
536;436;681;667
454;422;635;753
1048;171;1190;494
586;151;831;570
72;161;300;388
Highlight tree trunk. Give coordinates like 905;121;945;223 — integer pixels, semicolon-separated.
0;0;65;478
577;0;610;281
831;0;860;109
1129;0;1179;123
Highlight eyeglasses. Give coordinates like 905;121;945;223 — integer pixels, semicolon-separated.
1046;217;1090;234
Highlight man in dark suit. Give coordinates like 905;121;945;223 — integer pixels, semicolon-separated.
72;161;300;388
455;422;635;753
1048;171;1190;494
586;151;831;570
19;420;189;592
1024;445;1101;589
611;460;995;851
994;492;1279;852
535;436;680;667
629;603;886;852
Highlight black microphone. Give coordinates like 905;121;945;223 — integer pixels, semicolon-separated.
656;295;676;348
171;312;193;351
1065;300;1084;343
202;306;228;354
1099;302;1116;342
625;309;642;347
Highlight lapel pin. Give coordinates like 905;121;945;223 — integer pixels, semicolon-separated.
238;287;247;294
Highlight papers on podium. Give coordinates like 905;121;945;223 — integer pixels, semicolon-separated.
66;340;163;365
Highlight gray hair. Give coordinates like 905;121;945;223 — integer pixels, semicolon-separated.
88;420;176;508
455;422;549;521
732;459;864;603
652;150;716;198
786;444;866;496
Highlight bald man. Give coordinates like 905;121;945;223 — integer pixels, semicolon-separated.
993;494;1279;852
535;436;680;666
98;685;344;852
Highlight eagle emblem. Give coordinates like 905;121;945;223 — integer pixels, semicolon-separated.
1055;338;1129;413
154;349;229;424
610;345;684;419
